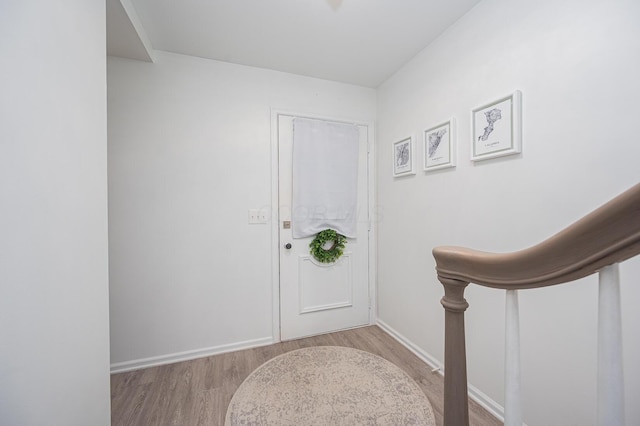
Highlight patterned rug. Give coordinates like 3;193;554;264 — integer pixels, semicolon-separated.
225;346;436;425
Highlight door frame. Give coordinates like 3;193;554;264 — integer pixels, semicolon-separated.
270;109;377;343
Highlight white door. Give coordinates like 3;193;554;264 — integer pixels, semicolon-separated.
278;114;370;341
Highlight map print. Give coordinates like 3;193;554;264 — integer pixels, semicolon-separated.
396;142;410;166
478;108;502;141
427;129;448;158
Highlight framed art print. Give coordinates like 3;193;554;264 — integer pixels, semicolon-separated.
424;119;456;171
392;136;415;177
471;90;522;161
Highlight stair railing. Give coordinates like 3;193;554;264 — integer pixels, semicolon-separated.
433;183;640;426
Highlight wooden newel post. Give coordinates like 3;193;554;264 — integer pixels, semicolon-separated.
439;277;470;426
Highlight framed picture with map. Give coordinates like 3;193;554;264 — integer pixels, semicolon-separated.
392;136;415;177
471;90;522;161
424;119;456;171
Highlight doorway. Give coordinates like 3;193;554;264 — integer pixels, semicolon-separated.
272;111;374;341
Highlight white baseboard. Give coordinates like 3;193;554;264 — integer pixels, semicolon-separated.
376;319;442;372
376;319;505;423
110;336;274;374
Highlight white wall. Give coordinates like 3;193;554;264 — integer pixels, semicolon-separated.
0;2;110;425
107;51;376;367
376;0;640;424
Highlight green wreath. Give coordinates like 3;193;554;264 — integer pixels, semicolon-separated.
309;229;347;263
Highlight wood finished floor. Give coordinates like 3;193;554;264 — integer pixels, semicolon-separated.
111;325;502;426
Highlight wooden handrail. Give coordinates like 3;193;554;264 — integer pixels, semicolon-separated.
433;183;640;425
434;183;640;289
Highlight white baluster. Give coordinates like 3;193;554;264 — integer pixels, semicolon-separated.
598;264;625;426
505;289;522;426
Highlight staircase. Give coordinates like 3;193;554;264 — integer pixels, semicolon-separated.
433;183;640;426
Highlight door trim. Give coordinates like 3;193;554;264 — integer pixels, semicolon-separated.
270;108;377;343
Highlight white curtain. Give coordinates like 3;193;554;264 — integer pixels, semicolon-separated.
292;117;359;238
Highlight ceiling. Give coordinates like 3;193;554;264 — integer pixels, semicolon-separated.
107;0;482;88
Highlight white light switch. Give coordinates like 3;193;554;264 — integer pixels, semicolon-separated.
248;208;268;224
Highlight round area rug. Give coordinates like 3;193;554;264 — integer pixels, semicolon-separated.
225;346;436;426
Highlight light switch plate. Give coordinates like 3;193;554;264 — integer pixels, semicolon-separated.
248;209;268;224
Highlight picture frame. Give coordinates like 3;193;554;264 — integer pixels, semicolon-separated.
424;119;456;171
392;136;415;177
471;90;522;161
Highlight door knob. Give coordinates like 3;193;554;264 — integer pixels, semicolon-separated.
284;243;292;249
